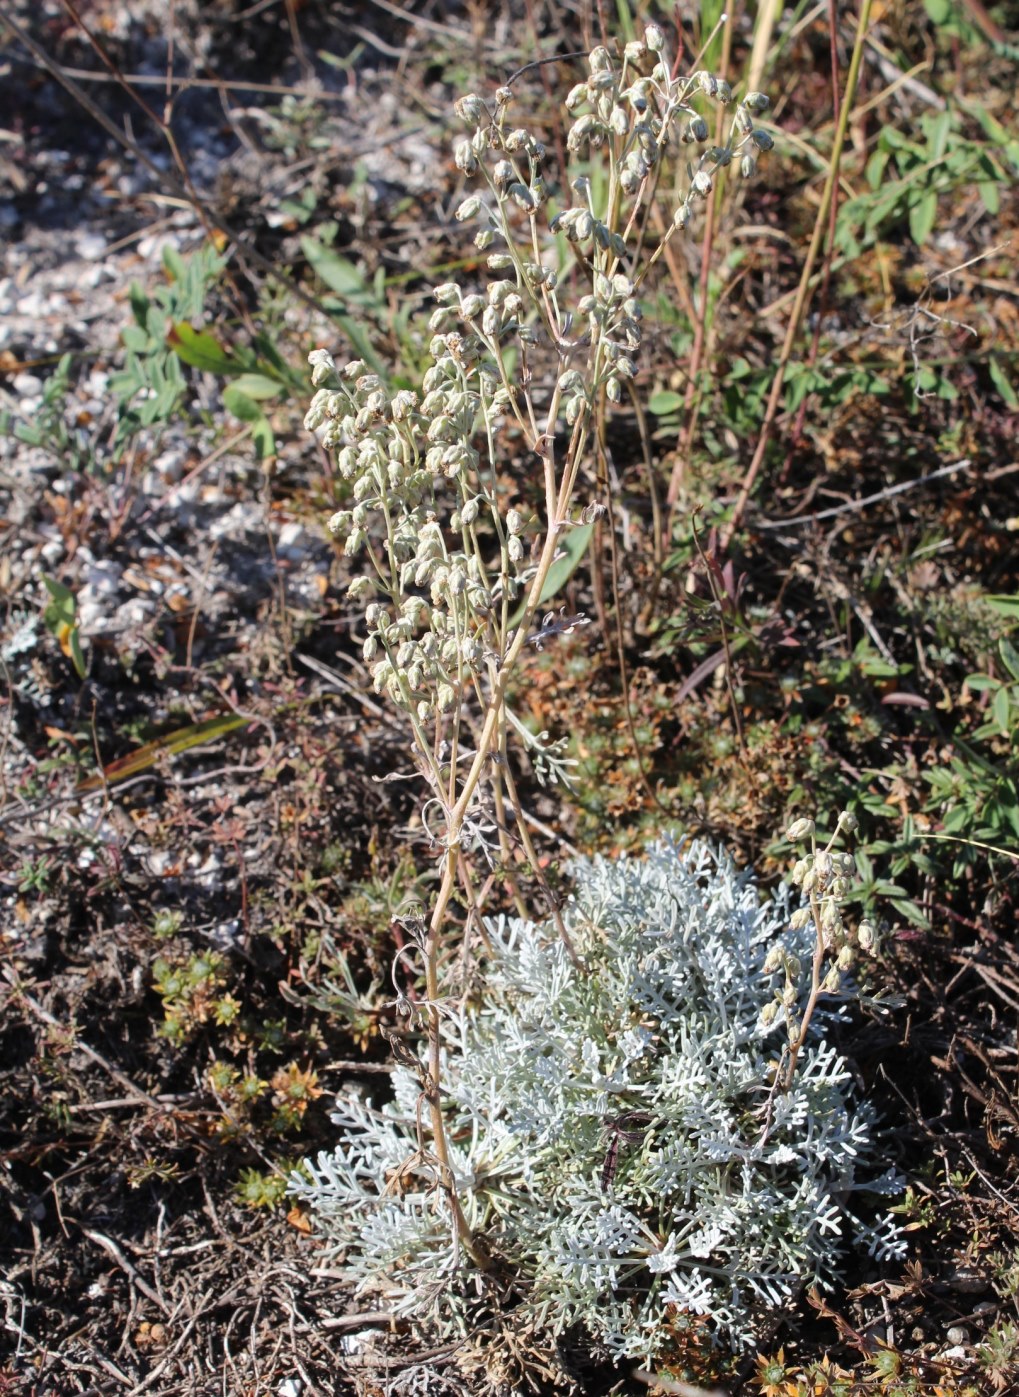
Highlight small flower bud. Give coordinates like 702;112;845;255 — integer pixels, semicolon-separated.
644;22;665;51
762;945;784;975
507;508;526;536
820;901;842;933
454;93;487;124
752;129;775;152
620;166;641;194
347;576;374;601
857;920;879;954
740;152;757;179
454;140;478;175
565;82;589;111
786;817;815;843
508;534;524;563
744;91;771;113
455;195;482;221
308;348;336;385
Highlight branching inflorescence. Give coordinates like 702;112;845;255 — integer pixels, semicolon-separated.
304;24;775;854
292;20;905;1369
303;23;780;1285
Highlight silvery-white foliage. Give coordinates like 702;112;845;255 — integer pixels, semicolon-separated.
291;841;903;1360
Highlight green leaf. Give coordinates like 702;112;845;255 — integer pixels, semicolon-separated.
41;576;87;677
231;372;284;401
890;897;930;927
648;390;684;415
121;325;150;353
301;237;372;299
984;594;1019;619
991;684;1012;733
222;386;275;460
977;180;1000;215
964;674;998;693
999;637;1019;683
222;384;262;422
923;0;952;21
962;101;1019;172
251;416;275;460
865;149;889;190
909;188;938;246
988;355;1018;407
129;281;150;326
68;628;87;680
926;110;952;162
167;324;247;375
942;805;971;834
42;575;76;628
162;245;187;283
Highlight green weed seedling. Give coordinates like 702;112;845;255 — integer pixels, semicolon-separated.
0;353;90;473
111;241;227;451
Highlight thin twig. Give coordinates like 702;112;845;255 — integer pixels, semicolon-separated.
721;0;875;547
81;1229;171;1317
754;458;973;529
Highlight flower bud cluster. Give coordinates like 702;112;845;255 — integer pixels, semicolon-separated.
306;337;529;722
761;809;883;1044
308;38;776;760
552;29;774;240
